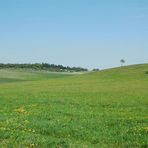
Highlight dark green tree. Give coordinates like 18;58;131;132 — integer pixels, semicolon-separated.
120;59;125;66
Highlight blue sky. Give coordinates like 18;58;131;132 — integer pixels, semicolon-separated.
0;0;148;69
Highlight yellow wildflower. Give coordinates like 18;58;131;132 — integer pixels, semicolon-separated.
143;126;148;131
14;107;27;114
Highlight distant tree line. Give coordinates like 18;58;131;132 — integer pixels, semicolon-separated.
0;63;88;72
92;68;100;71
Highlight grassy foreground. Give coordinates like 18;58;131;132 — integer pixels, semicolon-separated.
0;64;148;147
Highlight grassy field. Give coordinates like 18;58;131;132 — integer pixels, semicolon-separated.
0;64;148;147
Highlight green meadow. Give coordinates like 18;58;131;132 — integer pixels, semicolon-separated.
0;64;148;147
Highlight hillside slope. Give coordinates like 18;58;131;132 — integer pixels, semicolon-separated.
0;64;148;147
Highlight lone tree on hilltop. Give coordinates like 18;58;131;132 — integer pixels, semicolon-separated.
120;59;125;66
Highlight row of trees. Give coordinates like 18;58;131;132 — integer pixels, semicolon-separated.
0;63;88;72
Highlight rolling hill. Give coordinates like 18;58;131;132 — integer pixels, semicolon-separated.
0;64;148;147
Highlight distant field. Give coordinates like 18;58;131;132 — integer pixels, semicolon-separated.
0;64;148;147
0;69;79;83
